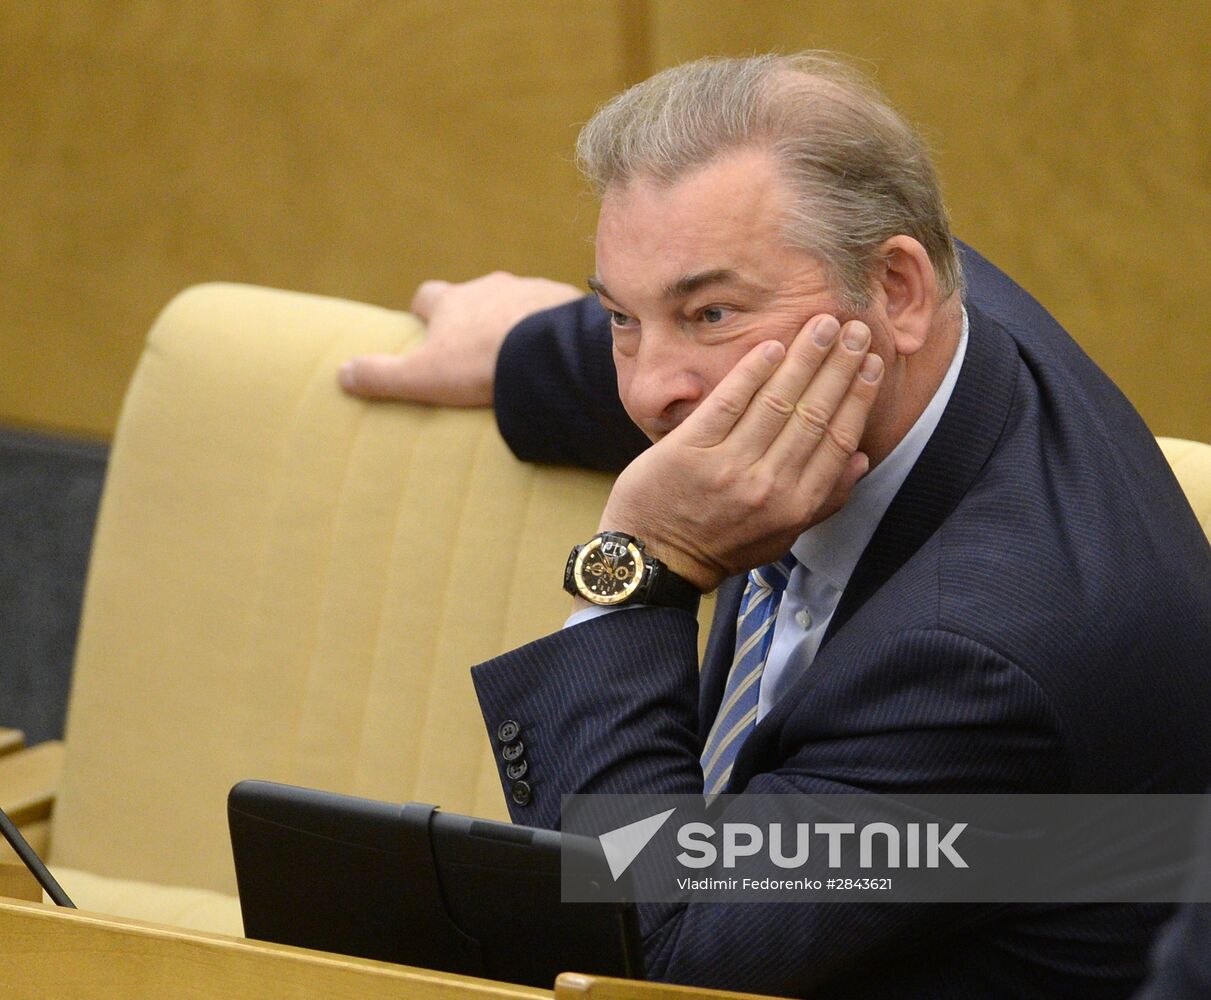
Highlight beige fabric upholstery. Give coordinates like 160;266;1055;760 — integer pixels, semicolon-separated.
1157;437;1211;539
49;284;628;926
51;866;244;936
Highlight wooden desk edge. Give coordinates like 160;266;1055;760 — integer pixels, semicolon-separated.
1;897;785;1000
0;896;550;999
555;971;788;1000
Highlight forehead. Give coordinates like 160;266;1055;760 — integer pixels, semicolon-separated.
593;148;818;298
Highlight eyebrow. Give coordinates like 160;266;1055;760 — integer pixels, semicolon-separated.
664;268;743;299
586;276;611;298
587;269;745;303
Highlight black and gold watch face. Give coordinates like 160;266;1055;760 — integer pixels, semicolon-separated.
573;535;645;605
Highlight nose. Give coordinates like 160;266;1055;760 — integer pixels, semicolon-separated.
618;324;705;439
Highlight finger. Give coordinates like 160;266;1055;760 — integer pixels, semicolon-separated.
794;351;883;495
678;339;786;446
338;354;415;399
338;346;493;406
813;450;871;524
337;350;462;405
410;279;452;320
725;314;842;452
761;319;874;470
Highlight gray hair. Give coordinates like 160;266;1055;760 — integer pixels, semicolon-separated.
575;52;962;310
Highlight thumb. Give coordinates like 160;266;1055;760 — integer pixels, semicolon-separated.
338;353;430;401
337;348;491;407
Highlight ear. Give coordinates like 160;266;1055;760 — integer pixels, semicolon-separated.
869;236;938;357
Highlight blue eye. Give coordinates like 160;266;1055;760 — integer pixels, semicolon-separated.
609;310;635;327
701;307;727;323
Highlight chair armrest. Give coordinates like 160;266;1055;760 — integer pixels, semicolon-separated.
0;740;64;827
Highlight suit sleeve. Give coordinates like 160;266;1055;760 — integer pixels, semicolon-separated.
471;612;1065;996
492;295;650;471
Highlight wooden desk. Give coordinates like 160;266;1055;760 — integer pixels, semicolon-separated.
555;973;786;1000
0;896;550;1000
0;895;788;1000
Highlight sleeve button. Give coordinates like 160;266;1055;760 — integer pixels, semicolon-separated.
506;759;528;780
511;780;532;806
501;740;524;762
497;720;521;743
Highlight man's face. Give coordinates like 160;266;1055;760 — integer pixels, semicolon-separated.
592;147;871;442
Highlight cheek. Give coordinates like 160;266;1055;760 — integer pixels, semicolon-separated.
728;310;805;352
841;311;899;382
612;351;638;411
611;328;640;359
697;350;750;397
698;323;794;391
615;376;658;440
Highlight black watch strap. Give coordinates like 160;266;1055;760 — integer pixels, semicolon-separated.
637;558;701;614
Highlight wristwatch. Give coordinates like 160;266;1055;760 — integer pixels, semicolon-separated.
563;531;700;613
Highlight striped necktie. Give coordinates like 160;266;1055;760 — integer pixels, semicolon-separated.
700;553;797;796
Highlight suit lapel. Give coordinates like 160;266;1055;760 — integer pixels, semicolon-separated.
822;304;1019;643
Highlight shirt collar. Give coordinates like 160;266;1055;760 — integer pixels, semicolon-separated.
792;307;970;589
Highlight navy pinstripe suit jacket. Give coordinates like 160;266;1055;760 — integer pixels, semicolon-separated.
470;245;1211;998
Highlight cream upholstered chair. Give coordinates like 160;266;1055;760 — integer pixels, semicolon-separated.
9;284;633;933
4;283;1208;936
1157;437;1211;538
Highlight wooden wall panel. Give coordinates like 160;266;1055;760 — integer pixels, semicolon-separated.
2;1;1208;441
648;0;1211;441
0;1;632;437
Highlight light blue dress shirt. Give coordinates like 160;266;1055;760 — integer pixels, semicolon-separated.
567;309;969;722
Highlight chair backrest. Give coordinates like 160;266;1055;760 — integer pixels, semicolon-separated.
49;284;628;895
1157;437;1211;540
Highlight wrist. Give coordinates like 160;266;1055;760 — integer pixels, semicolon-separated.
629;539;720;592
595;517;722;592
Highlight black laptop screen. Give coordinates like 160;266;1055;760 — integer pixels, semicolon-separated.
228;779;643;988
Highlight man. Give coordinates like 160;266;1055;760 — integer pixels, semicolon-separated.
1134;790;1211;998
343;54;1211;998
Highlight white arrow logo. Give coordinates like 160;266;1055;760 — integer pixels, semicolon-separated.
598;808;676;881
